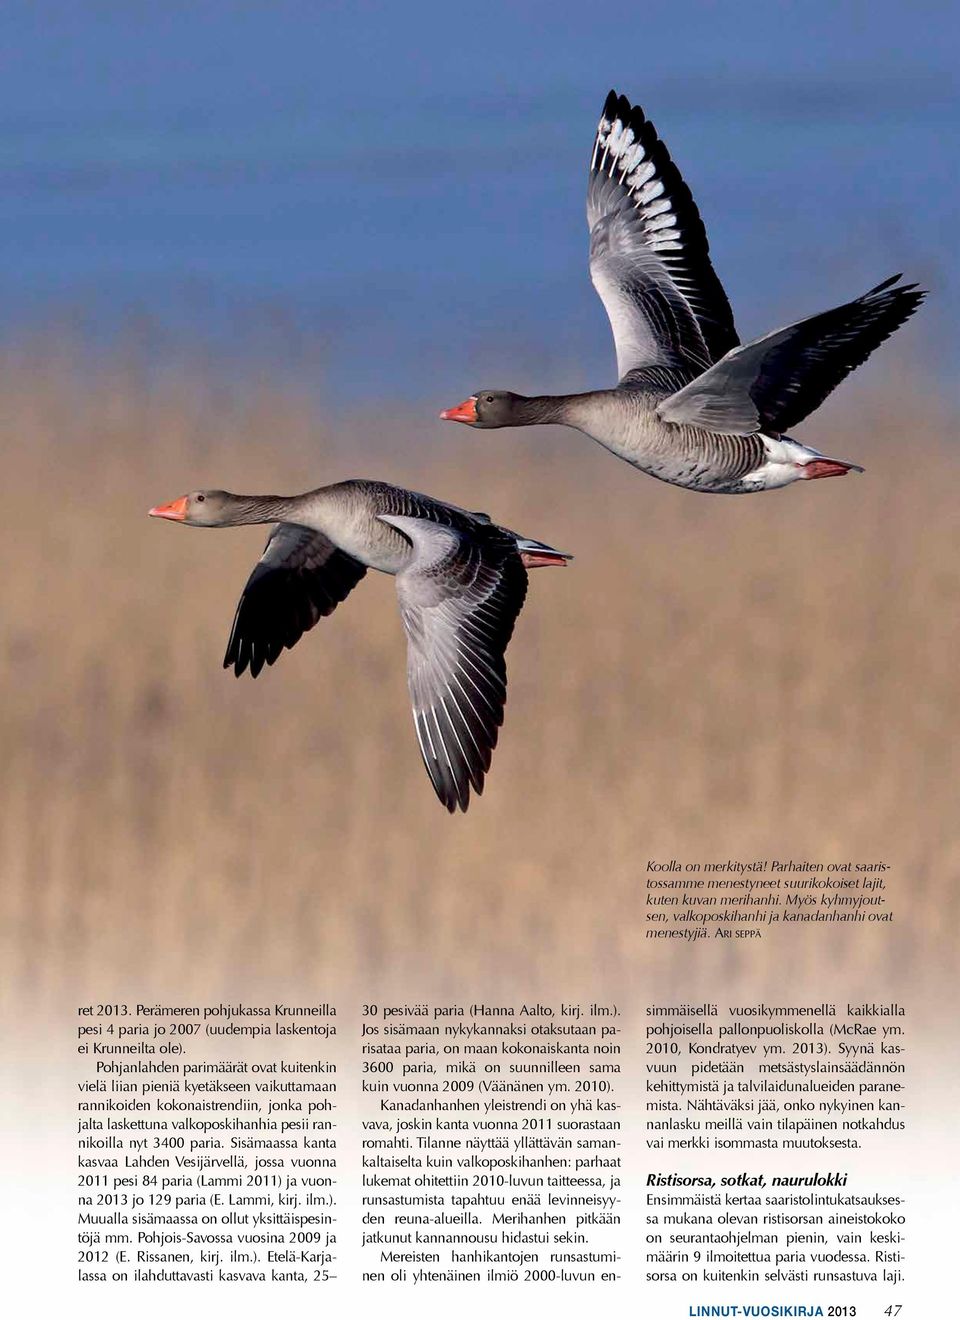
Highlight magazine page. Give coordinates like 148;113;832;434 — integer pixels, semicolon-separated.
3;4;955;1319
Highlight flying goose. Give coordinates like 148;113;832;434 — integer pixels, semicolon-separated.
441;90;925;494
149;480;570;812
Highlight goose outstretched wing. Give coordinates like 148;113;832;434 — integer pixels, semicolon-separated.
588;90;738;382
657;276;926;435
224;525;367;678
381;514;528;813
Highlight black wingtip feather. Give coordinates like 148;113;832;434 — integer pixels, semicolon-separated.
864;274;928;304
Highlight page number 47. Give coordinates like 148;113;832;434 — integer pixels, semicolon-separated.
884;1308;903;1317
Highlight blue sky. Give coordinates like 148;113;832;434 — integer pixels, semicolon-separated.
1;1;955;398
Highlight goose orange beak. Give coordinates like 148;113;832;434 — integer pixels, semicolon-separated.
149;495;189;521
440;396;478;424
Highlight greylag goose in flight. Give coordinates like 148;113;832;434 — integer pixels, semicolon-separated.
149;480;570;812
441;90;925;494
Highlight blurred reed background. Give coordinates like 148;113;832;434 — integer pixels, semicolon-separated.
1;325;956;1017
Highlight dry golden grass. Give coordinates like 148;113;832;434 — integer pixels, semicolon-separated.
1;333;957;1016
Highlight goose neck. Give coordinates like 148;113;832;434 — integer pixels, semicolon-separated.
514;391;613;429
222;493;317;526
515;394;578;425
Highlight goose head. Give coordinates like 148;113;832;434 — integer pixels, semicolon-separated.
149;490;236;526
440;391;528;429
